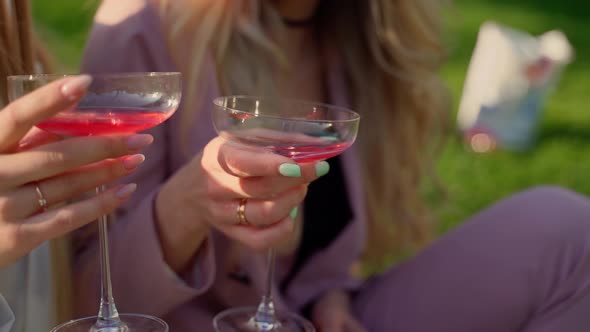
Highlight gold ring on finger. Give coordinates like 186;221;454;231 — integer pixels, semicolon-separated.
236;198;251;226
34;183;48;212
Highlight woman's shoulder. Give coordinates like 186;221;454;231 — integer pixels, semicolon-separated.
94;0;160;32
83;0;172;72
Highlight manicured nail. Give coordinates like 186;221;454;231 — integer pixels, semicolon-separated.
290;207;298;219
61;75;92;101
320;135;339;141
126;134;154;150
123;154;145;170
115;183;137;199
278;163;301;177
315;161;330;177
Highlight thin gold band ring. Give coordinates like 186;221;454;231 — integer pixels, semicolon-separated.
34;183;48;212
236;198;250;226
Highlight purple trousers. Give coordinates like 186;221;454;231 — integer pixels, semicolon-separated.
353;186;590;331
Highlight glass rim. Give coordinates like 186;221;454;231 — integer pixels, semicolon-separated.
213;95;361;123
7;72;181;81
50;313;169;331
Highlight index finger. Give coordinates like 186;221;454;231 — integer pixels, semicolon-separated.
0;75;92;151
213;137;327;182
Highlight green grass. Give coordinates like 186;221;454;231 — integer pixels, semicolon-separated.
31;0;98;70
435;0;590;231
31;0;590;232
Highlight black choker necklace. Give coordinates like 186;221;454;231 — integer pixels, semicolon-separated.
281;13;317;28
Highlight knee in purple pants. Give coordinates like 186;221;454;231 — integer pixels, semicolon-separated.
352;186;590;332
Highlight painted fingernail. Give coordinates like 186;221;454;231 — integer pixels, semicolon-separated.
123;154;145;170
115;183;137;199
320;135;339;141
61;75;92;101
279;163;301;177
126;134;154;150
290;207;298;219
315;161;330;177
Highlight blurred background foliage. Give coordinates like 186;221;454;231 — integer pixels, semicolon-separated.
31;0;590;232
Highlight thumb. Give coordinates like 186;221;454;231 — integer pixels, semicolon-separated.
15;127;61;152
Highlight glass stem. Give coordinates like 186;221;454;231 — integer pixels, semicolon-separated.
92;186;127;332
252;248;280;331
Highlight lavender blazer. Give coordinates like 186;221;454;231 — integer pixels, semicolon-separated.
75;0;367;329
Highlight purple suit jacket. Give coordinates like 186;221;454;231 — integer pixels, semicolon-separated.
75;0;367;328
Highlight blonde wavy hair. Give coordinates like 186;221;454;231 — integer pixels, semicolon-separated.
155;0;450;275
0;0;72;323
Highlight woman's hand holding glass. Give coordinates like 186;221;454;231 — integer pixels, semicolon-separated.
155;136;328;272
0;76;153;268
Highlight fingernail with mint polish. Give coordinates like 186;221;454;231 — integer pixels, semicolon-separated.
126;134;154;150
115;183;137;200
61;75;92;101
290;207;298;219
315;161;330;177
279;163;301;177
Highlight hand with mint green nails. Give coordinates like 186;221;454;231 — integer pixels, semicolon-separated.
154;136;330;273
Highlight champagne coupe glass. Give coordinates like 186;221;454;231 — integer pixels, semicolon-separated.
211;96;360;332
7;73;182;332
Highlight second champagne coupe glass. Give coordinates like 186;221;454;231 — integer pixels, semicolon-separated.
212;96;360;332
7;73;182;332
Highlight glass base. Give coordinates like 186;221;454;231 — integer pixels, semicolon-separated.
51;313;168;332
213;307;315;332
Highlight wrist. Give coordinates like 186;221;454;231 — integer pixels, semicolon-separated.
154;184;209;273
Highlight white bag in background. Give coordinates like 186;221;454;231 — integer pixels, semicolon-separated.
457;21;574;152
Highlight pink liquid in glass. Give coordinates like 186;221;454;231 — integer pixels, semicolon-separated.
36;108;173;136
226;131;351;163
274;142;352;162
